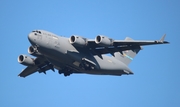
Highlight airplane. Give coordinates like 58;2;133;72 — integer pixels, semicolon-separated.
17;30;169;77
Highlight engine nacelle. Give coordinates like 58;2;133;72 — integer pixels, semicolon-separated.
69;35;87;47
95;35;114;46
18;55;35;66
28;46;41;56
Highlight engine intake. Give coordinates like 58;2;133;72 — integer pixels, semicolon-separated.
28;46;35;55
18;55;35;66
95;35;114;46
69;35;87;47
28;46;41;56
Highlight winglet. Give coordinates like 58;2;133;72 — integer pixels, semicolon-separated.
160;34;166;42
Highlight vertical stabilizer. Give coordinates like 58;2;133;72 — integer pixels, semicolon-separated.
114;37;141;65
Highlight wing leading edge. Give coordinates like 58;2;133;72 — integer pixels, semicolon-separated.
87;34;169;55
18;57;53;77
18;66;38;77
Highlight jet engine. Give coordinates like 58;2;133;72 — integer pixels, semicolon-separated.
95;35;114;46
69;35;87;47
18;55;35;66
28;46;41;56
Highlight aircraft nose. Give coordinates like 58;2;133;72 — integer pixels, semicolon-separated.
28;33;36;44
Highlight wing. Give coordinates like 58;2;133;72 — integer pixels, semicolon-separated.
87;34;169;55
18;57;52;77
18;66;38;77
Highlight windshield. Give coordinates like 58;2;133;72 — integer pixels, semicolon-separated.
32;30;41;34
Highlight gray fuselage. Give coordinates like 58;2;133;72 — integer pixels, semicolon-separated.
28;30;132;76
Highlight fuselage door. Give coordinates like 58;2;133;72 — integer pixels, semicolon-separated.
45;33;52;46
52;35;59;48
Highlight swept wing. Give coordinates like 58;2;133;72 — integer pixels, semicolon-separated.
18;57;53;77
87;34;169;55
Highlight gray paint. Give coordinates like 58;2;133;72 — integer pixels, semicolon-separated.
17;30;169;77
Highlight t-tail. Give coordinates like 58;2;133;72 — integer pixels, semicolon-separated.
114;37;141;65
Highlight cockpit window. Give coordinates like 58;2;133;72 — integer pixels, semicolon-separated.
32;30;41;34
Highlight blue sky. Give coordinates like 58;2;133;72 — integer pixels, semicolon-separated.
0;0;179;107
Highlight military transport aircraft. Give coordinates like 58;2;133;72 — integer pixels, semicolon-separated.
17;30;169;77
